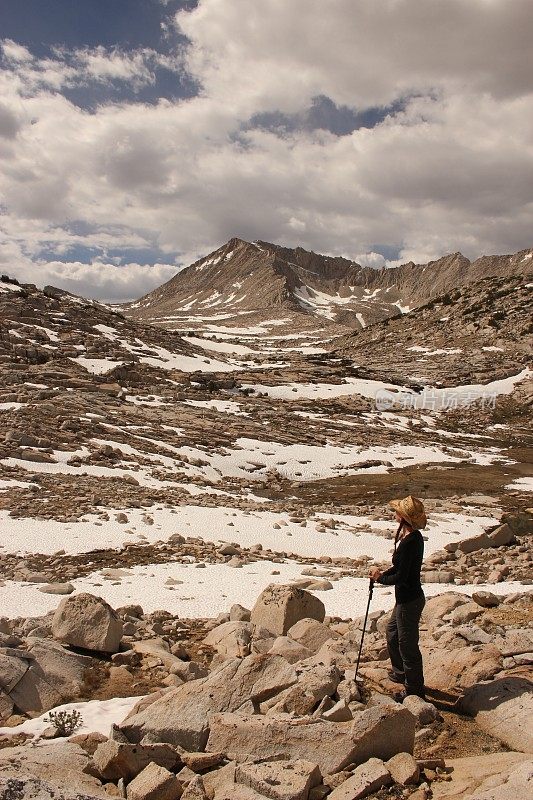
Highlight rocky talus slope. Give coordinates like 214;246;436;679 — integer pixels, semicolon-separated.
0;277;229;372
2;274;530;529
333;273;533;385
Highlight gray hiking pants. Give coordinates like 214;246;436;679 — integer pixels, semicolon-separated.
386;593;425;695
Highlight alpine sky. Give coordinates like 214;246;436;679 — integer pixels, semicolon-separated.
1;1;532;300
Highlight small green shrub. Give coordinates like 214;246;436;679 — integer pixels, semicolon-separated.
45;709;83;737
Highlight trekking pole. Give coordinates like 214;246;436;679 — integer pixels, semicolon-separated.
354;578;374;683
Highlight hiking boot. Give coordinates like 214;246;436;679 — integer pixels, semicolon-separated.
393;688;406;702
407;688;427;701
387;671;405;684
393;688;427;702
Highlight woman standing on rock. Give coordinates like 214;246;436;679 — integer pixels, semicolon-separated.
369;495;427;700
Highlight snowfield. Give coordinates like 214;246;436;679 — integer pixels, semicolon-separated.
0;504;501;558
0;280;530;659
71;357;124;374
0;559;526;621
0;697;142;741
244;368;532;409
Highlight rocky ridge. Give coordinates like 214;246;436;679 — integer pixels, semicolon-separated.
332;273;532;385
124;239;533;331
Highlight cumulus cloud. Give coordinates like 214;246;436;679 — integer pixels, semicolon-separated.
175;0;533;113
70;46;186;90
356;252;386;269
3;255;178;303
0;0;532;300
0;214;154;262
0;102;21;139
1;40;183;94
74;48;154;86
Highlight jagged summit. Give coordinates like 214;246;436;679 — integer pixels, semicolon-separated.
124;238;533;330
128;238;294;319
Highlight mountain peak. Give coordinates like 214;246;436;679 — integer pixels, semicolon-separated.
125;241;533;330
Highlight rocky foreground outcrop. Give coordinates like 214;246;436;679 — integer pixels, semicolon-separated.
0;583;532;800
0;638;93;717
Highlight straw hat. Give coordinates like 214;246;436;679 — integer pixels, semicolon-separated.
389;495;427;529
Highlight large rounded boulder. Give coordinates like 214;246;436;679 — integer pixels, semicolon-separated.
52;593;123;653
250;584;325;636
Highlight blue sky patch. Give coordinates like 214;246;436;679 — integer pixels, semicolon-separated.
0;0;195;55
249;96;405;137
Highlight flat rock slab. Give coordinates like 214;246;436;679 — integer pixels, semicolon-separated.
431;752;532;800
120;653;297;750
457;533;492;553
133;638;185;670
327;758;391;800
423;644;501;691
38;583;75;595
0;691;13;722
7;664;63;715
459;677;533;753
207;704;415;775
214;787;267;800
493;630;533;657
0;653;28;693
235;758;321;800
2;638;93;715
0;742;107;797
27;637;94;698
0;777;104;800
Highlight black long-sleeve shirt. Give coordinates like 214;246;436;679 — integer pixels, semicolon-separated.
378;529;424;604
